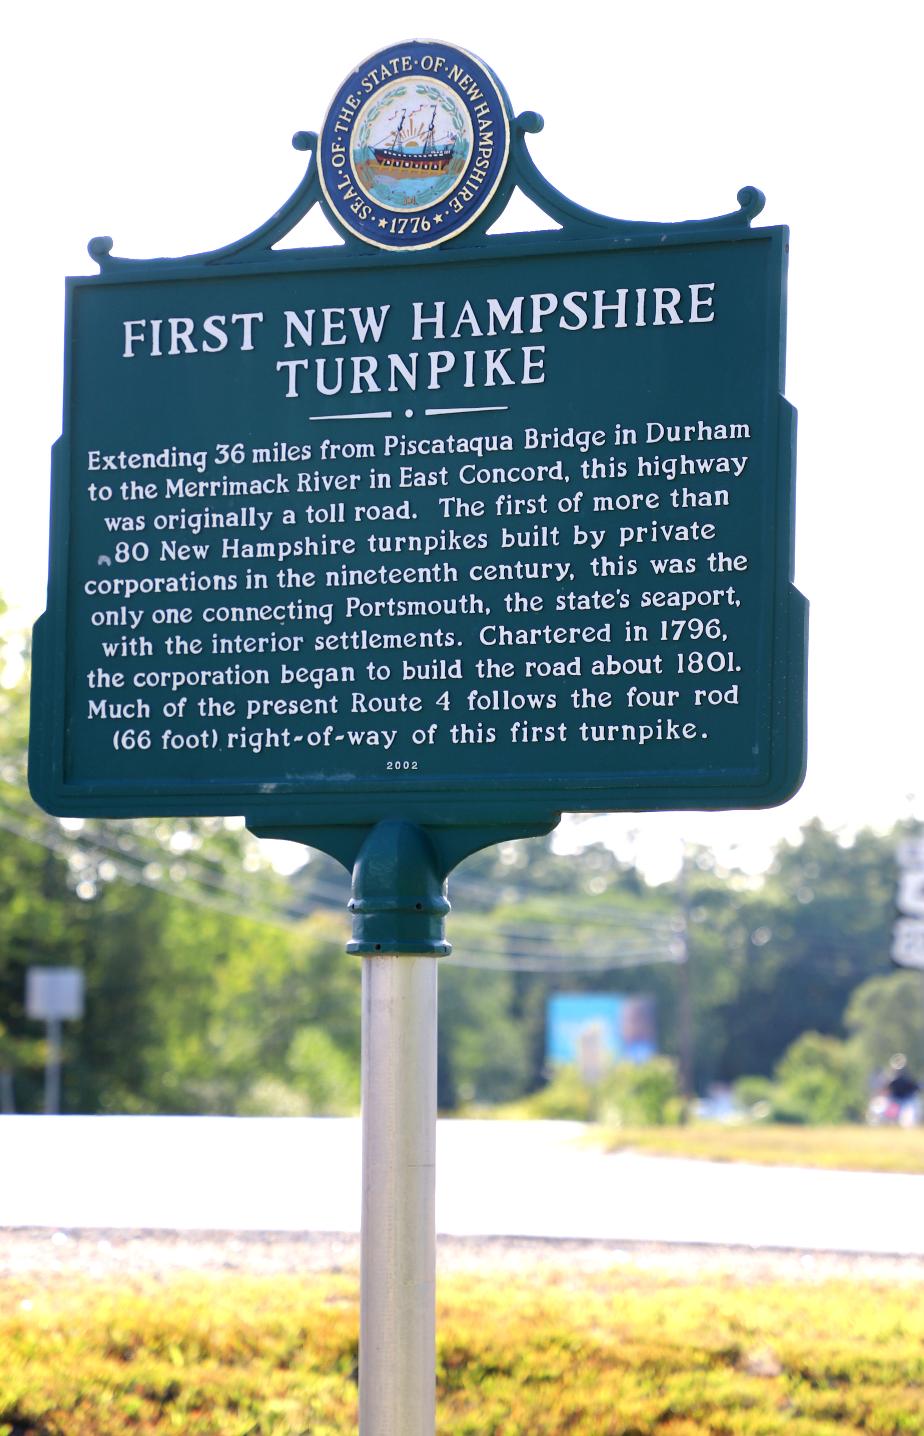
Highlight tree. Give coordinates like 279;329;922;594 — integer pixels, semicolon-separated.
438;957;531;1105
0;609;362;1113
845;970;924;1079
692;821;898;1083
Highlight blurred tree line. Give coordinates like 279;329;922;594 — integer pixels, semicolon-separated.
0;608;920;1116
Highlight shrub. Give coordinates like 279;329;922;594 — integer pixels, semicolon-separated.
596;1057;684;1127
515;1065;596;1120
733;1074;775;1117
511;1058;684;1125
771;1031;865;1125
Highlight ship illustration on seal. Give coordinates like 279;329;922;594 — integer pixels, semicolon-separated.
369;105;456;177
350;76;477;215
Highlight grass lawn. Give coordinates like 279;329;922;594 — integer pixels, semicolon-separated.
599;1123;924;1173
3;1264;924;1434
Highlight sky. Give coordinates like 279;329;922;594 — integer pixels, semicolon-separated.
3;0;921;881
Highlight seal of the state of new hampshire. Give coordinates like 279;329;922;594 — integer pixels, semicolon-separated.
319;40;511;251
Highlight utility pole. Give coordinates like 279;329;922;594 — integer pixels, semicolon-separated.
677;850;695;1101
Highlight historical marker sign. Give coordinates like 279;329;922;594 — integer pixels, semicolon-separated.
29;41;806;833
27;45;809;1430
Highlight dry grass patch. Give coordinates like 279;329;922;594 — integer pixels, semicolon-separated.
600;1124;924;1173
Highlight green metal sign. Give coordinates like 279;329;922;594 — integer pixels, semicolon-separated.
29;42;806;865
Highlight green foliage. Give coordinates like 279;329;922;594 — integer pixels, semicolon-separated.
734;1074;776;1115
0;610;362;1114
506;1064;596;1120
4;1267;924;1434
285;1025;360;1114
509;1057;684;1126
770;1032;865;1125
0;780;361;1116
845;970;924;1077
732;1034;865;1127
696;821;898;1086
438;959;531;1105
597;1055;685;1126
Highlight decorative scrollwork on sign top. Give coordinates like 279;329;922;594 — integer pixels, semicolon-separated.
495;113;765;241
88;111;766;272
89;131;331;273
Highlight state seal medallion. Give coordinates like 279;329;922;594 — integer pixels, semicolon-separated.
319;40;511;251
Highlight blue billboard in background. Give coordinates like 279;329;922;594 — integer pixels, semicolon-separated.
547;994;657;1080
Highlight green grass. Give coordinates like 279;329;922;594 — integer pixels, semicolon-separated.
3;1266;924;1434
598;1123;924;1173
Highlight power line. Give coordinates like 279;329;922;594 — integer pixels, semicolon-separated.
0;785;684;973
446;948;683;972
0;804;291;928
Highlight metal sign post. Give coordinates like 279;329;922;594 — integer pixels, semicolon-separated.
349;821;446;1436
359;952;438;1436
44;1018;63;1116
28;38;806;1435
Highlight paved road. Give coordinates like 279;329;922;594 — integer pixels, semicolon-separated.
2;1117;921;1255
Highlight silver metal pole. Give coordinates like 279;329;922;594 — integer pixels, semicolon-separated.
360;953;438;1436
45;1016;62;1115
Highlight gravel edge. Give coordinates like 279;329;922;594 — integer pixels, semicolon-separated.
3;1228;924;1285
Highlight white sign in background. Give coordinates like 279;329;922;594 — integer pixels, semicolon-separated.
25;966;85;1022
